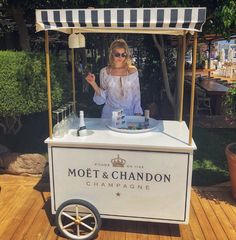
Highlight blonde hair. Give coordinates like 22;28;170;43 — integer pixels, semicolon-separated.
108;39;133;68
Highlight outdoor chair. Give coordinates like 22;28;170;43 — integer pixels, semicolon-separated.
195;86;212;116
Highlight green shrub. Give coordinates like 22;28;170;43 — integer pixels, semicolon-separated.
0;51;71;134
223;85;236;120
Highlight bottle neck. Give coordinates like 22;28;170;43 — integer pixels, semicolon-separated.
79;115;85;126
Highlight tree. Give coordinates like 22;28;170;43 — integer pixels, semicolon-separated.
1;0;33;51
201;0;236;39
1;0;100;51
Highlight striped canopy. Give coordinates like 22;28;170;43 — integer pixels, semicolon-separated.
36;8;206;35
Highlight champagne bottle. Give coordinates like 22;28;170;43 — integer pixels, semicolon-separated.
77;110;87;136
144;109;150;128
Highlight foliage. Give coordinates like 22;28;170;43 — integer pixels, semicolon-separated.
214;0;236;38
141;35;162;104
141;35;176;106
0;51;71;134
192;159;229;186
0;51;70;116
194;0;236;38
223;85;236;119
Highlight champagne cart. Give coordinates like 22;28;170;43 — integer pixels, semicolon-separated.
36;7;206;240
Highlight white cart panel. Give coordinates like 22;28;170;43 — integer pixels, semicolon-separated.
49;146;192;224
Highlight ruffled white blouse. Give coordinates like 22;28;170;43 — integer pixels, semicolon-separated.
93;67;143;118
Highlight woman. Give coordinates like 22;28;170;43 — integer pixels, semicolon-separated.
85;39;143;118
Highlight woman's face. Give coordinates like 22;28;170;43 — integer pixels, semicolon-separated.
112;48;127;65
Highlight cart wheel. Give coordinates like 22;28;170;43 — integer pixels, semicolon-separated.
56;199;101;240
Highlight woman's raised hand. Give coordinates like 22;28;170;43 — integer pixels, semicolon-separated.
85;72;101;96
85;72;96;85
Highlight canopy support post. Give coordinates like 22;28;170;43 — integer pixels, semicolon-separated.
71;48;76;113
45;31;53;139
179;31;186;122
188;32;198;145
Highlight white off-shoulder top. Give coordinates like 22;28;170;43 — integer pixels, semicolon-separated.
93;67;143;118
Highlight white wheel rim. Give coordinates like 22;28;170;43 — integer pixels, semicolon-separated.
58;204;98;240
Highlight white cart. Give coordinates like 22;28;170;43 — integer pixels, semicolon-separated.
45;119;196;239
36;7;206;240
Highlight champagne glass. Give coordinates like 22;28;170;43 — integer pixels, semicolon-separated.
53;109;64;138
69;101;79;128
58;107;66;136
62;106;70;134
66;103;73;129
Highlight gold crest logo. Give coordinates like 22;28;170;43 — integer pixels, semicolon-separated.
111;155;126;167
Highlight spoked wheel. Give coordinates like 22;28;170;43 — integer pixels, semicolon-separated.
56;199;101;240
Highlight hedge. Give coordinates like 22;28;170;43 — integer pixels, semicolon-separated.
0;50;71;117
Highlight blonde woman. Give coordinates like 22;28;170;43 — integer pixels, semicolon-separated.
85;39;143;118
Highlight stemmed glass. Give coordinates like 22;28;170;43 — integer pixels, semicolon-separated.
67;103;74;128
61;106;70;134
53;109;64;138
69;101;79;128
58;107;66;136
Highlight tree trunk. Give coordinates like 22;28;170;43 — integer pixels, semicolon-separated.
152;35;175;110
10;6;31;51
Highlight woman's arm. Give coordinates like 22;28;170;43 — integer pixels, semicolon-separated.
91;68;108;105
85;73;101;96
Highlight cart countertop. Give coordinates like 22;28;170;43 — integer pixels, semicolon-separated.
45;119;196;153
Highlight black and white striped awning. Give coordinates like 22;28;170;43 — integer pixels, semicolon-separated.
35;8;206;35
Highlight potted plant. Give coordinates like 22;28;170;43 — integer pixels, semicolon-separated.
224;85;236;199
226;143;236;199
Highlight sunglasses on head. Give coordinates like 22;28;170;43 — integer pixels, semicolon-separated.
112;52;127;58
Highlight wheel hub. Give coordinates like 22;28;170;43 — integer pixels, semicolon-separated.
74;217;81;225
